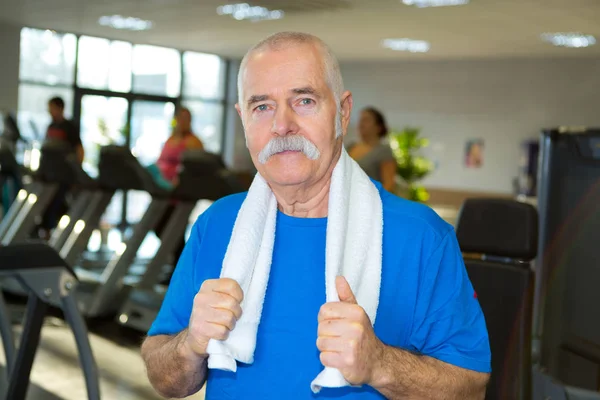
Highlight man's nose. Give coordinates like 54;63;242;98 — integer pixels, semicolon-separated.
271;105;299;136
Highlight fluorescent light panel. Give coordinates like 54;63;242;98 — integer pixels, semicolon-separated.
541;32;596;48
402;0;469;7
382;38;430;53
217;3;284;21
98;15;153;31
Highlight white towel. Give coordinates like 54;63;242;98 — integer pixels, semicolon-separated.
206;147;383;393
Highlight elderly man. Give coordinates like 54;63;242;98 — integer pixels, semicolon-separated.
141;32;491;399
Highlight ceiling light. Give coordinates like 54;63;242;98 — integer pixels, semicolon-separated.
217;3;284;21
98;15;153;31
382;38;430;53
402;0;469;7
541;32;596;48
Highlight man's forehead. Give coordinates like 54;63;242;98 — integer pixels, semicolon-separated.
242;45;327;90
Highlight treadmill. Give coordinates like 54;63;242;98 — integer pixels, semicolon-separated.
0;141;64;245
534;127;600;391
0;138;22;219
117;150;241;332
0;242;100;400
71;145;173;318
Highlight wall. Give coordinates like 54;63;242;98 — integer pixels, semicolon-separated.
0;22;20;114
340;57;600;194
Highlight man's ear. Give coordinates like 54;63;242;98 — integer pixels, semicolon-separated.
235;103;243;119
340;90;353;135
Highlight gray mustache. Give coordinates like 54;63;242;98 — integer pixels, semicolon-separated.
258;135;320;164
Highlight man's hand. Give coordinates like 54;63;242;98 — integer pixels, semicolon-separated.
317;276;385;386
183;278;244;356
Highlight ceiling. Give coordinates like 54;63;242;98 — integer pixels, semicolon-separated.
1;0;600;61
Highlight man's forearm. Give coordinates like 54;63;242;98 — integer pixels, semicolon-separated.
371;345;489;400
141;330;207;398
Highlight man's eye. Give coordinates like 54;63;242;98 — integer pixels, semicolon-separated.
255;104;268;112
300;98;314;106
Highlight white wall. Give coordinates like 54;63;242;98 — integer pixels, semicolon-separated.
0;22;20;113
341;57;600;193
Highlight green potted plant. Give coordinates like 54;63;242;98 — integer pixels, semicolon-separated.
389;126;434;202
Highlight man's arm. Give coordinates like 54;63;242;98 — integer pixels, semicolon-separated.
141;330;207;398
372;345;489;400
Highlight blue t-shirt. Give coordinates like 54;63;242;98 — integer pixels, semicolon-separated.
148;181;491;399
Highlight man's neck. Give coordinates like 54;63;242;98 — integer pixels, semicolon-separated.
271;147;341;219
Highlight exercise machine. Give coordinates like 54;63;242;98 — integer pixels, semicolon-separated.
117;150;241;332
71;145;174;317
534;127;600;391
0;140;63;245
457;198;537;399
0;242;100;400
456;197;600;400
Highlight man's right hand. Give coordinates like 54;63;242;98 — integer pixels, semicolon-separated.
182;278;244;357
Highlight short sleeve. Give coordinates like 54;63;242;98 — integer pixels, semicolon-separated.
408;229;491;373
378;143;395;162
147;218;203;336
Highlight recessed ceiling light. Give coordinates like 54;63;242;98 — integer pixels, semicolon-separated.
541;32;596;48
402;0;469;7
382;38;430;53
217;3;284;21
98;15;153;31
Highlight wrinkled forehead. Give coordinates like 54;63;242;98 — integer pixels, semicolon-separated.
241;44;331;102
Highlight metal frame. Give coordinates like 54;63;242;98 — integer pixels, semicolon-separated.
118;198;196;332
0;264;100;400
0;291;15;380
59;191;115;266
84;197;171;317
48;189;95;250
0;182;58;245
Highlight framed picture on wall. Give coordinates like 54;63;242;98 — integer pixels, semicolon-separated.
465;139;484;168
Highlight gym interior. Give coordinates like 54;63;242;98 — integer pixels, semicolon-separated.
0;1;599;399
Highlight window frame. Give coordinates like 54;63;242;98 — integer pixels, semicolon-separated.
18;26;232;229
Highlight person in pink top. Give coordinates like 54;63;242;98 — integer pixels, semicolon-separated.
157;107;204;184
154;107;204;282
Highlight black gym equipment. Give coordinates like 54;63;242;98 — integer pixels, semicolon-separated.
534;128;600;390
457;198;538;400
457;196;600;400
118;150;242;332
0;242;100;400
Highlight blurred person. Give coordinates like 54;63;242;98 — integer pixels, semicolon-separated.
141;32;490;399
348;107;396;192
38;96;84;238
153;107;204;281
46;96;84;162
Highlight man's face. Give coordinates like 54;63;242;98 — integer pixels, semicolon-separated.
237;43;352;188
48;103;63;121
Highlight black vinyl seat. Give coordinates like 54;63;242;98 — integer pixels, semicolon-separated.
456;198;538;400
0;242;100;400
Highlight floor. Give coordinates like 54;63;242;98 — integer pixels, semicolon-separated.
0;302;205;400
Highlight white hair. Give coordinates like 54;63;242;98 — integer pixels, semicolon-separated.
237;31;344;137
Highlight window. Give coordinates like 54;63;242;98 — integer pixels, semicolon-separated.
182;52;226;100
79;95;128;177
17;84;73;141
132;45;181;97
19;28;76;85
182;100;224;153
77;36;132;92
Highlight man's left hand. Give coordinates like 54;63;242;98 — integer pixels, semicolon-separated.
317;276;385;386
